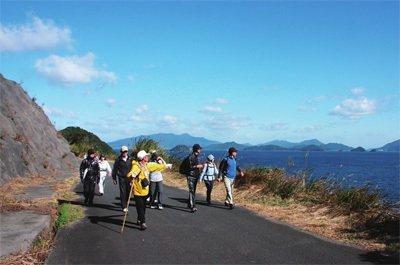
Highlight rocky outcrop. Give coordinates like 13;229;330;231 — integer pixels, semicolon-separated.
0;74;78;183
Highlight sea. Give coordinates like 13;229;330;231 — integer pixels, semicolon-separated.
197;150;400;203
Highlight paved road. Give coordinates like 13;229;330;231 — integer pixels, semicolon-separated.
46;178;388;264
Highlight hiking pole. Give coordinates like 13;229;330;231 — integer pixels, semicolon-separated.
121;181;134;234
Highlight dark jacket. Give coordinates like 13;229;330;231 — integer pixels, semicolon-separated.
79;157;100;183
188;153;201;177
112;155;132;181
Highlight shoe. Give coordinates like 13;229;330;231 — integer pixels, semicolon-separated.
150;205;157;209
136;219;141;225
140;223;147;230
224;202;229;207
158;204;163;210
206;201;211;205
229;204;234;210
123;208;128;213
99;193;104;196
191;207;197;213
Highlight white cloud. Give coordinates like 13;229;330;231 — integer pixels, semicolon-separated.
135;104;149;114
262;122;288;131
330;97;376;119
0;16;72;52
298;105;317;112
201;106;223;113
106;98;116;107
207;113;249;131
129;105;150;122
160;115;179;127
43;106;75;119
296;125;323;133
215;98;229;104
351;87;365;95
35;52;117;85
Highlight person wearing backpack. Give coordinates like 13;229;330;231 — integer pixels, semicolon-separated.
127;150;172;230
199;154;219;205
218;147;244;209
79;149;100;207
112;146;132;212
179;144;204;212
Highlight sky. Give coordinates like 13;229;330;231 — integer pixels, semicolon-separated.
0;1;399;148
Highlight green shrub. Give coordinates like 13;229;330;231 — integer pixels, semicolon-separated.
55;203;84;229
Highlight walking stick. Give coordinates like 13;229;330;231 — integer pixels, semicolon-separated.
121;181;134;234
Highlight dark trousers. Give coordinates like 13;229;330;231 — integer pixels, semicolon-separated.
150;181;163;205
83;178;96;204
187;176;198;208
118;176;131;209
204;180;214;203
135;195;147;223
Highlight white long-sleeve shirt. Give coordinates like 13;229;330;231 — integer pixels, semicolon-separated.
99;160;112;178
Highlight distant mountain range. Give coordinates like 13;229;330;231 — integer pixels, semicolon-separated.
108;133;399;153
108;133;220;150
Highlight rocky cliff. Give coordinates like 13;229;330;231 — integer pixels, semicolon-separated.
0;74;78;183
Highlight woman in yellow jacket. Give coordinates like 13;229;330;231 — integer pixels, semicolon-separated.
127;150;172;230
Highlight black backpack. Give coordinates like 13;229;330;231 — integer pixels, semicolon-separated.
179;155;191;175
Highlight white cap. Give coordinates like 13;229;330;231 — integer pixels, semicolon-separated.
137;150;149;160
207;154;215;161
121;146;129;152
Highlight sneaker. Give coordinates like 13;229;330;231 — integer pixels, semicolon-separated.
158;204;163;210
191;207;197;213
123;208;128;213
150;205;157;209
224;202;229;207
140;223;147;230
229;204;234;210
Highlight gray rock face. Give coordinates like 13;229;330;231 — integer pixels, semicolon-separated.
0;74;78;183
0;211;51;257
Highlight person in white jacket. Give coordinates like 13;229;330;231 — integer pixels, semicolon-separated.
97;154;112;196
199;154;219;205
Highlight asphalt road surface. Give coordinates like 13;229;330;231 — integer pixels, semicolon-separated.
46;177;393;264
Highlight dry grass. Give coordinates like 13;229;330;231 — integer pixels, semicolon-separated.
0;173;81;265
163;172;396;252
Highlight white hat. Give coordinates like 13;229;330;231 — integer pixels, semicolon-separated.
121;146;129;152
207;154;215;161
137;150;149;160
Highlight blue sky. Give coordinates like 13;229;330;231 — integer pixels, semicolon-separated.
1;1;399;148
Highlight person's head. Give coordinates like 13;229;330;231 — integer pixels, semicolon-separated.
87;149;96;159
192;144;202;155
228;147;238;158
99;154;106;161
207;154;215;163
150;150;158;162
120;146;129;157
137;150;149;163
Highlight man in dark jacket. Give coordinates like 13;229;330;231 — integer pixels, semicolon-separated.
112;146;132;212
186;144;204;212
80;149;100;207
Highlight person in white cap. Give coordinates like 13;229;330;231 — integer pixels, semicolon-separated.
112;146;132;212
199;154;219;205
127;150;172;230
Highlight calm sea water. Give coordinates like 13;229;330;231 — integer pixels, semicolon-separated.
199;150;400;203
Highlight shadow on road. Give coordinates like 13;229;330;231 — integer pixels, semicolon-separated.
88;214;141;233
162;204;192;213
358;250;399;265
58;199;122;212
168;197;230;210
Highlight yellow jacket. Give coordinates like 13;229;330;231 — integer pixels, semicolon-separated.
127;160;167;196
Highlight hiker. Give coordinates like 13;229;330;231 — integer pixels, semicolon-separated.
218;147;244;209
112;146;132;212
79;149;100;207
149;151;166;210
97;154;112;196
180;144;203;213
199;154;219;205
127;150;172;230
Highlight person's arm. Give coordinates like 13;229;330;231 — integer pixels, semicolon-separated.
79;160;86;182
218;158;227;179
106;161;112;177
94;163;100;183
214;163;219;177
147;162;168;173
236;162;244;176
111;160;118;181
199;163;207;182
127;163;141;180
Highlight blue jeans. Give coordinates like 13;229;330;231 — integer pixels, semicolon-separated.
187;176;198;208
150;181;163;205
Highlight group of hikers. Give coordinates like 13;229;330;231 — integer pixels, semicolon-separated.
79;144;244;230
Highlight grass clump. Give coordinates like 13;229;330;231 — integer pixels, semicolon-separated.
55;203;84;230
